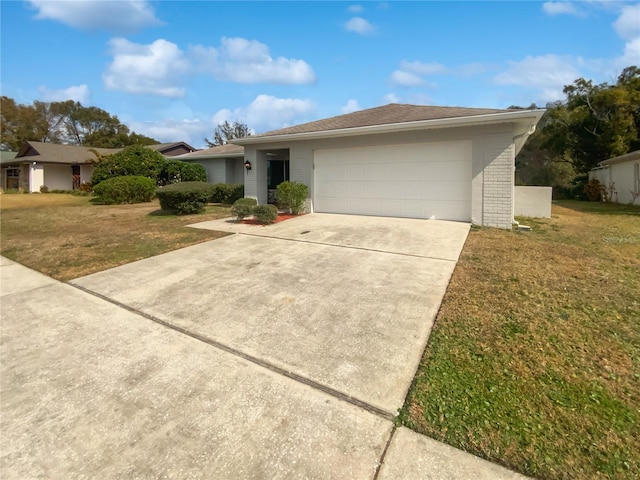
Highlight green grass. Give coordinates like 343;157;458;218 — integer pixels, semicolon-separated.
402;200;640;480
0;194;231;280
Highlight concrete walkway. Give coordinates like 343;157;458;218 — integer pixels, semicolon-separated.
1;215;529;478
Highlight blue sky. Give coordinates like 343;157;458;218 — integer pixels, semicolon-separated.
1;1;638;147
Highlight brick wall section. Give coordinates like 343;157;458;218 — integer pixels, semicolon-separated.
482;135;515;228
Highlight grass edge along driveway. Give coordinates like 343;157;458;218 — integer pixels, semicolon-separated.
401;200;640;480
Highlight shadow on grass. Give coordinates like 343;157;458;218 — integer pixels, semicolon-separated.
555;199;640;216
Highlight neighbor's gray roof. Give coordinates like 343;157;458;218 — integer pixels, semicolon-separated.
9;141;196;165
599;150;640;167
177;143;244;159
0;151;17;165
14;142;117;165
247;103;511;139
148;142;196;153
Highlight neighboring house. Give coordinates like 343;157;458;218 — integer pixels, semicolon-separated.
233;103;545;229
0;151;18;190
589;150;640;204
2;141;196;193
175;144;245;185
148;142;196;157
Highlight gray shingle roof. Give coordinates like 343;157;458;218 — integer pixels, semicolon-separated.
14;142;117;164
177;144;244;159
250;103;511;138
9;141;196;165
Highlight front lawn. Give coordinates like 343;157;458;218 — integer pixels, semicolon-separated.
0;194;231;281
402;200;639;480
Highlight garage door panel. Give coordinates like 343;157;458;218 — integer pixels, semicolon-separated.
314;141;471;221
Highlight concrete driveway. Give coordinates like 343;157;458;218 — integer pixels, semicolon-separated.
72;214;469;415
1;214;530;479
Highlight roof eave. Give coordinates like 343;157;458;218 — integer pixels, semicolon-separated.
233;109;546;145
179;153;244;160
599;150;640;166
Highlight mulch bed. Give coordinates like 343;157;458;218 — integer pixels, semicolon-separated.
242;213;304;226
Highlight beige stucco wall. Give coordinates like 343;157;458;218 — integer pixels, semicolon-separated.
29;164;44;193
43;164;72;190
243;123;519;228
514;186;552;218
80;164;94;185
590;161;639;204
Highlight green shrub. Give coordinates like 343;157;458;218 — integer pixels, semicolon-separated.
276;181;308;214
77;182;92;193
39;185;49;193
156;181;214;215
211;184;244;204
230;197;257;220
93;176;156;204
253;204;278;224
158;160;207;185
91;145;166;186
584;178;604;202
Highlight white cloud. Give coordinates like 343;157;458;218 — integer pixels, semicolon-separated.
127;118;212;148
103;38;189;97
400;61;448;76
341;99;362;114
383;93;400;103
344;17;376;35
617;37;640;68
27;0;162;33
190;37;316;84
494;54;581;102
613;4;640;40
39;84;90;103
347;5;363;13
389;70;425;87
212;95;315;133
495;54;580;88
382;92;433;105
542;2;580;16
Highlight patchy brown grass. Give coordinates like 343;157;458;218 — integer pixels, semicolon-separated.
401;200;640;480
0;194;231;280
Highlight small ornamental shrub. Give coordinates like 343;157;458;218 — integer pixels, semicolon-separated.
211;184;244;204
39;185;49;193
253;204;278;224
584;179;604;202
158;160;207;185
77;182;93;193
91;145;166;186
93;176;156;204
231;197;257;220
156;181;214;215
276;181;309;214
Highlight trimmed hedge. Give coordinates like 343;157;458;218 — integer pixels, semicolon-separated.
230;197;257;220
93;176;156;204
156;181;214;215
211;183;244;204
159;160;207;185
276;181;308;214
253;204;278;224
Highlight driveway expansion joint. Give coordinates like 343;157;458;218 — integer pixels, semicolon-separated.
235;231;458;263
69;281;397;422
373;425;398;480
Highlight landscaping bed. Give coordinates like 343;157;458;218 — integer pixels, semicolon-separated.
242;212;304;226
401;200;639;479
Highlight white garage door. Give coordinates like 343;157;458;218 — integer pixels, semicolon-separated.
314;141;472;221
